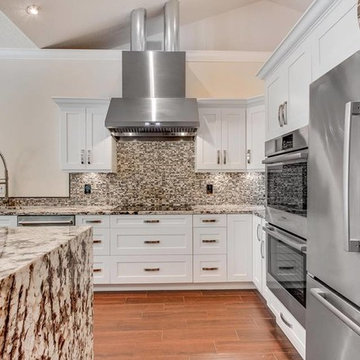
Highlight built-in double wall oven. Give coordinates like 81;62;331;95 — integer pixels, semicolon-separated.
263;126;308;328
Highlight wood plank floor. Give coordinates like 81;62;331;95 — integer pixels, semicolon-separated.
94;290;302;360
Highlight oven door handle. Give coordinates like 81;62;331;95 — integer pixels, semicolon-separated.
263;226;307;253
262;150;308;165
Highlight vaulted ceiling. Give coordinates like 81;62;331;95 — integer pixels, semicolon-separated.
0;0;312;50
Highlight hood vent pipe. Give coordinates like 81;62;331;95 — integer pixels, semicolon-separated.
164;0;180;51
130;8;147;51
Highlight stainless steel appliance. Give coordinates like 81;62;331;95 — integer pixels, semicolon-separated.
307;51;360;359
263;127;308;238
17;215;75;227
105;0;200;139
264;223;307;327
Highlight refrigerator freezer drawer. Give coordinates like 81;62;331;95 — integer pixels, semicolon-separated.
307;276;360;360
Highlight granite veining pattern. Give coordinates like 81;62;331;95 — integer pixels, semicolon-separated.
2;140;265;208
0;226;93;360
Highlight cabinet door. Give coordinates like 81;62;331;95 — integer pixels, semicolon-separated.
260;219;267;297
265;71;287;140
312;0;360;80
286;44;312;133
253;215;263;292
196;108;222;171
86;106;115;172
60;107;86;171
246;105;265;171
227;214;253;282
221;108;246;171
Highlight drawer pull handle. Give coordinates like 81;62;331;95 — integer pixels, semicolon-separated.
202;240;217;243
93;268;102;273
144;220;160;224
202;219;217;223
279;266;294;270
93;240;102;244
202;267;219;271
144;268;160;272
86;220;102;224
280;312;293;329
144;240;160;244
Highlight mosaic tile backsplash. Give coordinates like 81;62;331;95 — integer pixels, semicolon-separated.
6;141;265;207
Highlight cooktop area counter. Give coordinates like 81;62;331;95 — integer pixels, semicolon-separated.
0;204;265;217
0;226;93;359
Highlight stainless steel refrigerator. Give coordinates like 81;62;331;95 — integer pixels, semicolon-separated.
308;51;360;359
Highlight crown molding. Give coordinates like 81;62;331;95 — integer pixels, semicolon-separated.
257;0;340;79
198;95;264;108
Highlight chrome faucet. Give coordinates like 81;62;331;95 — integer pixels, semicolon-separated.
0;152;9;205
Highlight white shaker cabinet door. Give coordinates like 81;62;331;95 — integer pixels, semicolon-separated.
246;104;265;171
227;214;253;282
60;107;87;171
196;108;222;171
86;105;116;172
221;108;246;171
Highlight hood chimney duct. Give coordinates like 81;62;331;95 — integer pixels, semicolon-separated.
164;0;180;51
130;8;147;51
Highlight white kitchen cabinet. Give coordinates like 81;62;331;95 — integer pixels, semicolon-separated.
193;255;227;283
93;256;111;284
252;215;267;297
227;214;253;282
196;102;246;172
110;255;193;284
264;43;312;140
312;0;360;80
0;216;17;227
246;103;265;171
54;98;116;173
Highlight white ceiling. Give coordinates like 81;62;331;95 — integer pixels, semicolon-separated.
0;0;313;50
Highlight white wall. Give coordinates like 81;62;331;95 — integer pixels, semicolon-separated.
0;51;122;197
180;0;304;51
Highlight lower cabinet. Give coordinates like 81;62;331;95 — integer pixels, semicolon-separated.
227;214;253;282
78;214;254;286
252;215;267;298
110;255;193;284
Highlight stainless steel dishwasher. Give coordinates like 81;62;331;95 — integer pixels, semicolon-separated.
17;215;75;227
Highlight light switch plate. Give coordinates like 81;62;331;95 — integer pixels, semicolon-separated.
0;184;5;197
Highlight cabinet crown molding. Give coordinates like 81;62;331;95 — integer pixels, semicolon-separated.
257;0;340;79
198;96;264;108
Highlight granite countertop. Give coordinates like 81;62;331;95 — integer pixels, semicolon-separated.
0;204;265;217
0;226;91;281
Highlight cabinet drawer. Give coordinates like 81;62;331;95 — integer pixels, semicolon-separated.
111;215;192;228
93;228;110;256
193;214;226;227
193;255;227;283
0;216;17;227
110;255;192;284
111;228;192;255
93;256;111;284
76;215;110;228
266;291;305;358
193;227;227;254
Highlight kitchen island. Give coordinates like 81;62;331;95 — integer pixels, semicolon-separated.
0;226;93;360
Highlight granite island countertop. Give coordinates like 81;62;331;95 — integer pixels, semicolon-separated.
0;226;93;359
0;204;265;218
0;226;91;281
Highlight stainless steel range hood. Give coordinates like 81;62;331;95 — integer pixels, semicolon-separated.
105;1;199;139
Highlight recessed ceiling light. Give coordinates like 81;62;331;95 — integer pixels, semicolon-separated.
155;122;161;126
145;122;150;126
26;5;40;15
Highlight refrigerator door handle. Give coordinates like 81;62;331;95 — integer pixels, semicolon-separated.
343;102;360;252
310;288;360;336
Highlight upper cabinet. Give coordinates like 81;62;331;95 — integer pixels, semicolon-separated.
54;99;116;173
196;99;265;172
259;0;360;140
265;42;312;140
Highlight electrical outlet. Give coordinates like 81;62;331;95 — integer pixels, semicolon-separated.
0;184;5;198
206;184;213;195
84;184;91;195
